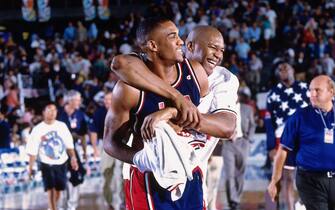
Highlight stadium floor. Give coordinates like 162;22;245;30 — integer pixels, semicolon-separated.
1;135;283;210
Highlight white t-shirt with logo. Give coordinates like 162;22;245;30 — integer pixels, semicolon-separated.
26;120;74;165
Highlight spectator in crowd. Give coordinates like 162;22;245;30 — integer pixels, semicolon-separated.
265;3;277;39
261;15;272;51
321;53;335;76
10;123;21;147
248;22;261;49
247;52;263;92
57;90;88;210
88;22;98;40
89;92;124;210
266;63;309;210
0;106;11;149
0;83;4;102
268;75;335;209
20;122;32;145
26;102;78;210
228;24;240;44
294;51;308;81
5;85;20;113
77;21;87;42
222;88;256;210
235;38;250;63
63;22;77;42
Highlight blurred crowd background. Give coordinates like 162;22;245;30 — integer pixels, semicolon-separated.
1;2;335;208
1;0;335;150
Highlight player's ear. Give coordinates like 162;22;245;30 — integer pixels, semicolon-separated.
147;40;158;52
186;41;194;53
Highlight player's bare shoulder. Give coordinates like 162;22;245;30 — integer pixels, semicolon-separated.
112;80;141;110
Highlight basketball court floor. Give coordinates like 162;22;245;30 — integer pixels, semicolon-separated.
1;134;299;210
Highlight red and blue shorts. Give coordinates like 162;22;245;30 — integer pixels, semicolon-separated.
124;166;206;210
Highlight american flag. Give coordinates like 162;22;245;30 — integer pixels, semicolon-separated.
267;81;310;131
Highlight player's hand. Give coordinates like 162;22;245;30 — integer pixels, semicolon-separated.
70;157;79;171
167;121;183;133
141;108;178;140
172;94;201;129
28;168;35;180
267;181;278;202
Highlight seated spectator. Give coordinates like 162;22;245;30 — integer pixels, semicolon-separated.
63;22;77;42
235;37;251;63
0;106;11;149
6;85;20;113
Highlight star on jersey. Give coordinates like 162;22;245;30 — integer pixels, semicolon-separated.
284;88;294;95
299;82;308;89
276;117;283;126
270;92;278;101
288;108;296;116
267;81;310;128
293;93;302;103
301;101;308;108
281;101;289;111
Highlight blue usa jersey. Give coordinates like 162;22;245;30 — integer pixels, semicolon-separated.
128;58;205;210
267;81;310;132
132;58;201;132
266;81;309;167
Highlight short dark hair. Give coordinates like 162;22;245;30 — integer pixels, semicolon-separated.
43;101;57;111
136;17;170;47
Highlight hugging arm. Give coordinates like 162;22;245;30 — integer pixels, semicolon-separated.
111;54;201;127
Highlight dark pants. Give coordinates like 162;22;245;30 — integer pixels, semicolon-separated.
296;169;335;210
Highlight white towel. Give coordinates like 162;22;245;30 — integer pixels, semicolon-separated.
141;122;199;201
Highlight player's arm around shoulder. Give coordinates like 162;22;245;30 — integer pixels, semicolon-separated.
111;54;183;101
103;80;140;164
188;59;209;97
111;54;146;83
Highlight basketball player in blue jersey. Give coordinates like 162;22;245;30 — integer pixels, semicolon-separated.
103;17;224;210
